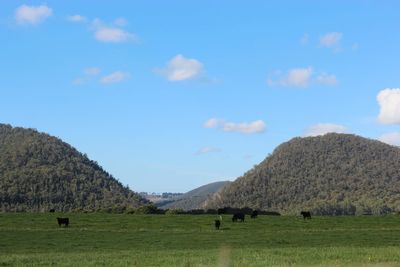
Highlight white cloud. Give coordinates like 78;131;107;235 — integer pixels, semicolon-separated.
95;26;136;43
72;67;101;85
195;147;221;155
114;17;128;26
91;18;103;28
68;17;137;43
268;67;338;88
203;118;266;134
67;15;87;23
100;71;130;84
90;18;137;43
377;88;400;124
203;118;220;128
379;132;400;146
300;33;309;45
223;120;266;134
285;67;313;87
84;67;101;76
15;4;52;25
72;78;86;86
320;32;342;48
316;73;338;86
156;54;203;81
304;123;348;137
268;67;313;88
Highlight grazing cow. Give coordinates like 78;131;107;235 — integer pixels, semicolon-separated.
232;213;245;222
57;217;69;227
301;211;311;220
215;220;221;230
217;208;227;215
251;210;258;219
49;209;55;213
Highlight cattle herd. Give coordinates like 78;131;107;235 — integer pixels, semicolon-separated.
52;209;312;229
212;210;311;230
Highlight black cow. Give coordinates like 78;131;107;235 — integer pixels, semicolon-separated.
217;208;227;215
301;211;311;220
49;209;55;213
215;220;221;230
251;210;258;219
57;217;69;227
232;213;245;222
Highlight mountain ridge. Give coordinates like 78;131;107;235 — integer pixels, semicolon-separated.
205;133;400;215
157;181;230;210
0;123;147;212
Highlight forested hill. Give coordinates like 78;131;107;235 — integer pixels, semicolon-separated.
157;181;230;210
0;124;147;212
205;133;400;215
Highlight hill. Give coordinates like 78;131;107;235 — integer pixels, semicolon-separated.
157;181;230;210
205;133;400;215
0;124;146;212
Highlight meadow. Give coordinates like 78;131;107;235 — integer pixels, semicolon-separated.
0;213;399;266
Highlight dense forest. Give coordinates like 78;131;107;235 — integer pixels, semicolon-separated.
0;124;146;212
157;181;230;210
205;133;400;215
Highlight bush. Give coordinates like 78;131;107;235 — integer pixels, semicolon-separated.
111;206;126;214
125;208;136;214
187;209;205;215
135;205;160;214
165;209;184;215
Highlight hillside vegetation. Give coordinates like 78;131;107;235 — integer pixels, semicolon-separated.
205;133;400;215
0;124;146;212
157;181;230;210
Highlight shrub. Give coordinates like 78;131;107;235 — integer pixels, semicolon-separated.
165;209;184;215
135;204;160;214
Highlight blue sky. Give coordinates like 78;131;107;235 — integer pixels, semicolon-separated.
1;1;400;192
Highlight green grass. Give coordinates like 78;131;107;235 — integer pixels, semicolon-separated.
0;213;399;266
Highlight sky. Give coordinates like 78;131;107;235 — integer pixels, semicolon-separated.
1;1;400;193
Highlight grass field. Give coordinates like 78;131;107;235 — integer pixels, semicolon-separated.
0;213;399;266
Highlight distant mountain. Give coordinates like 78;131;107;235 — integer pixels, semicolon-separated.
205;134;400;215
0;124;147;212
157;181;230;210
